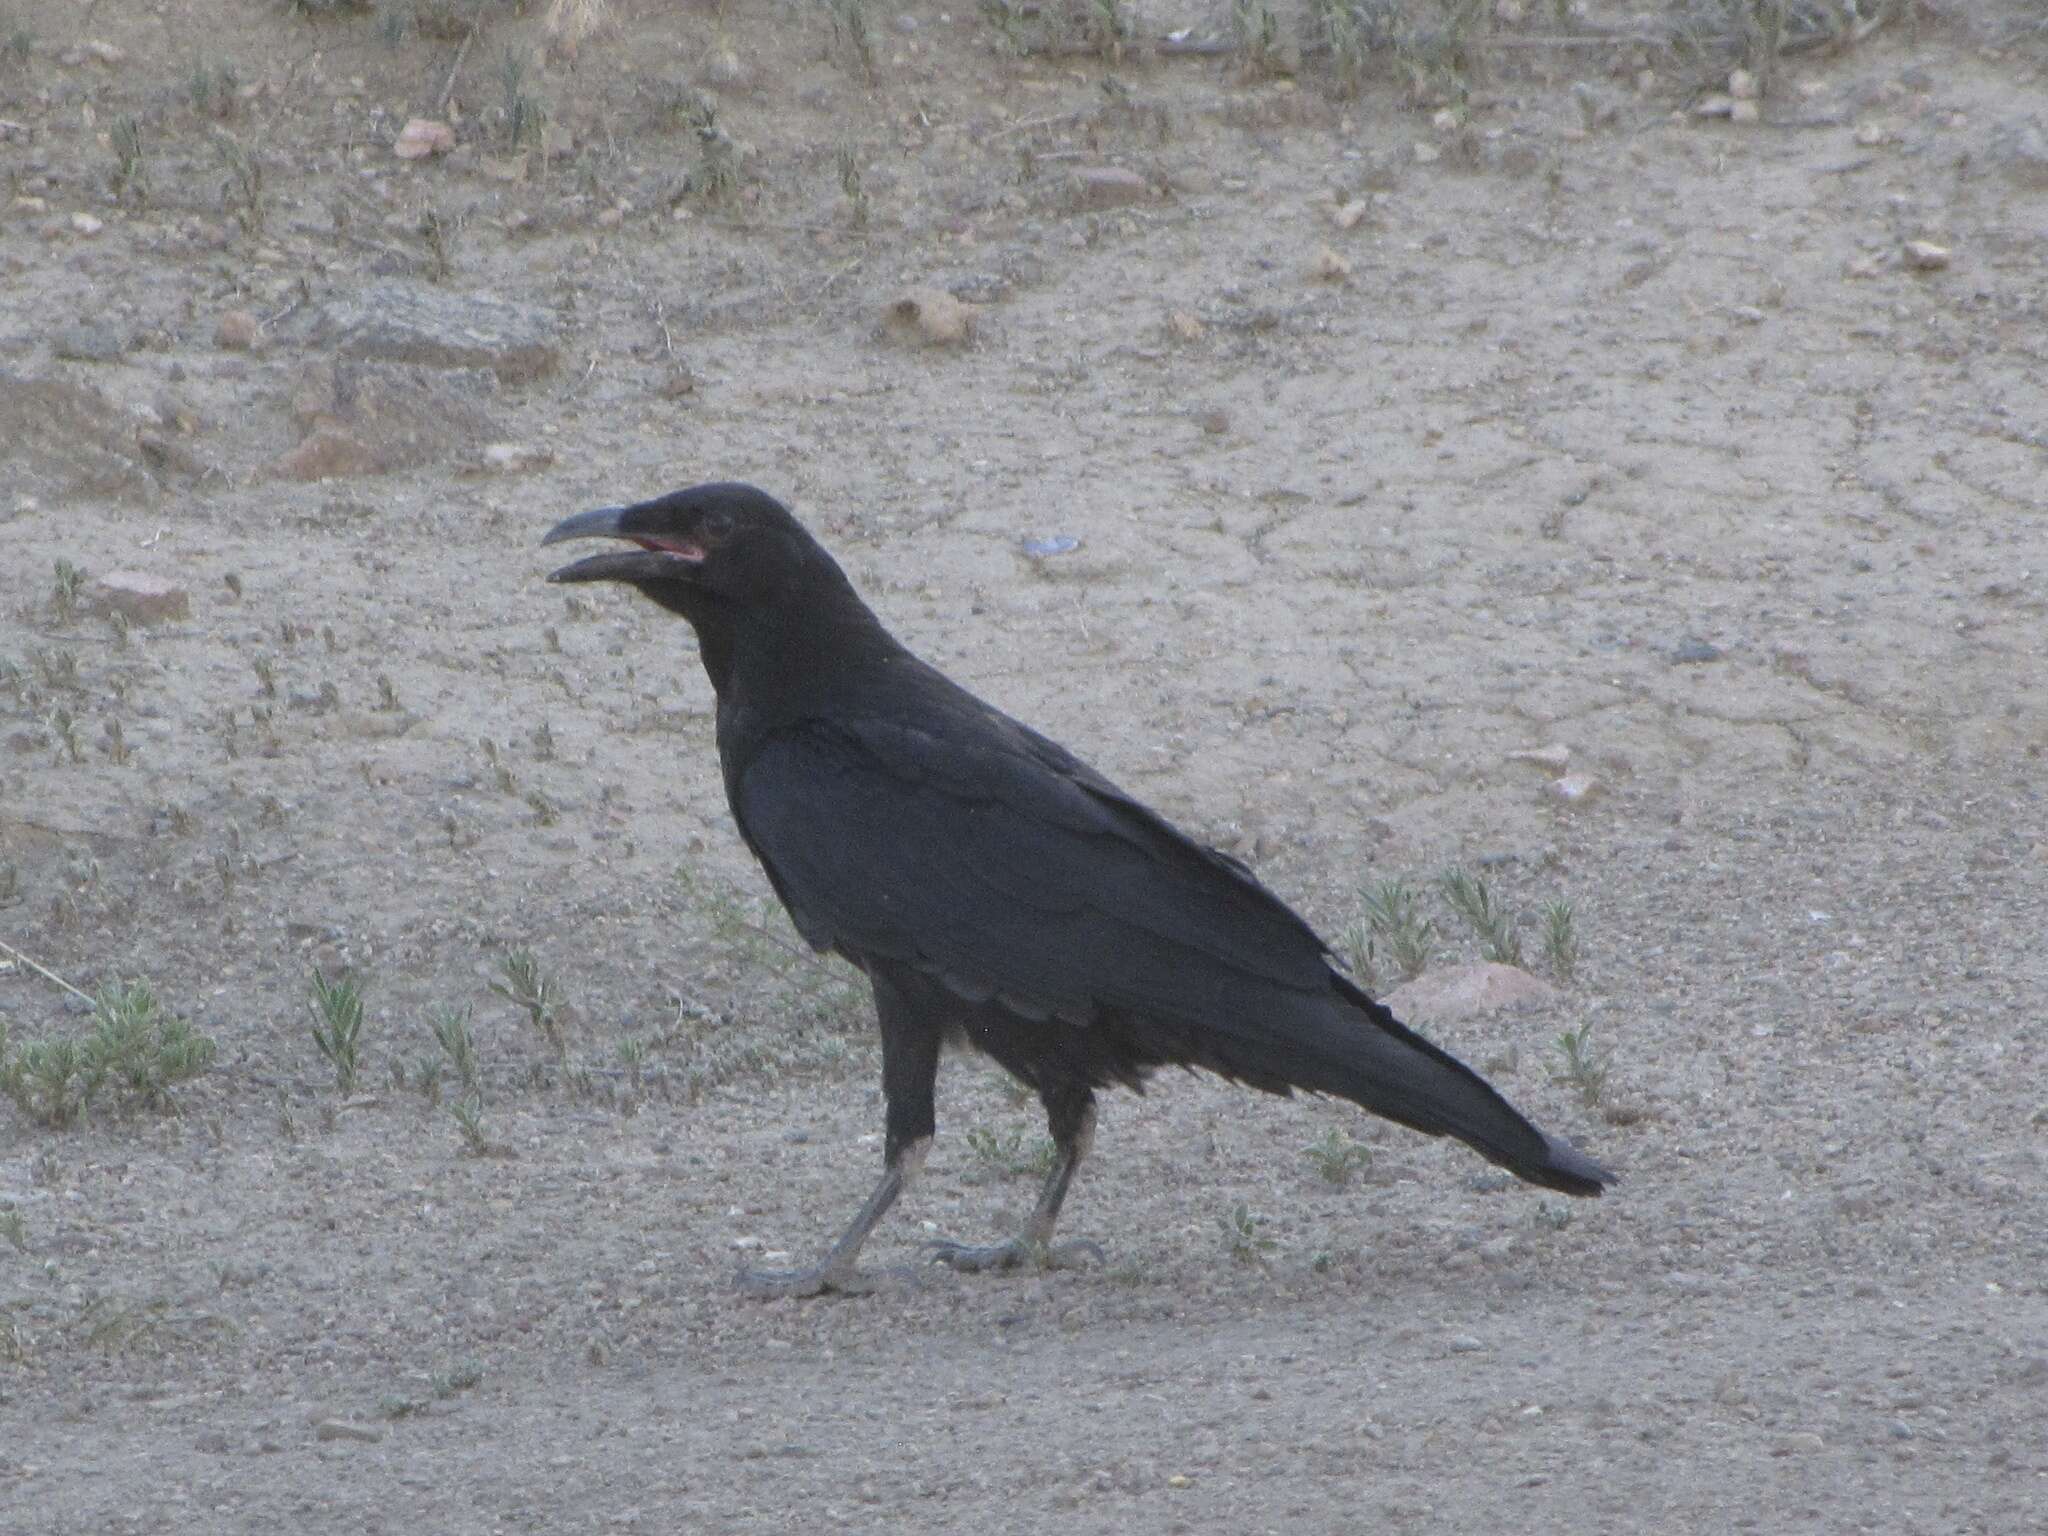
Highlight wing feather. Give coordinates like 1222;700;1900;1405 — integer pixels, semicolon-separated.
733;716;1335;1026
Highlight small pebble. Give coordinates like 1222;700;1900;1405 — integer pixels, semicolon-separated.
1021;535;1079;558
393;118;455;159
1069;166;1149;211
313;1419;384;1445
473;442;556;475
214;309;260;350
1902;240;1950;271
1572;82;1622;130
705;49;751;89
883;287;976;346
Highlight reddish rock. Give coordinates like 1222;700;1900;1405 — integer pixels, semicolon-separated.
90;570;190;625
272;428;382;481
1070;166;1150;211
1384;963;1559;1024
214;309;259;350
394;118;455;160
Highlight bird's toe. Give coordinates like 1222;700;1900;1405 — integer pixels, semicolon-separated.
1045;1237;1106;1269
926;1238;1028;1273
734;1261;875;1299
927;1236;1105;1274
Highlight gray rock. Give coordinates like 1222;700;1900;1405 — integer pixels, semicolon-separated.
53;325;126;362
1990;118;2048;190
311;282;562;383
275;359;501;479
312;1418;385;1444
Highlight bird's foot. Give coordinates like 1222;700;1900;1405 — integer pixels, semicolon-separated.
926;1235;1106;1275
734;1260;882;1299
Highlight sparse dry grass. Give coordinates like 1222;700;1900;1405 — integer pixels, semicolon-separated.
543;0;607;50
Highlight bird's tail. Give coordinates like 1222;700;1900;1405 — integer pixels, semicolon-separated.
1278;975;1612;1196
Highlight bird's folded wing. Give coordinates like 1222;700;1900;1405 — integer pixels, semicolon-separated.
733;716;1334;1026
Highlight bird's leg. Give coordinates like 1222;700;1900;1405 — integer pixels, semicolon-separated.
735;1139;926;1298
737;969;942;1299
931;1090;1104;1274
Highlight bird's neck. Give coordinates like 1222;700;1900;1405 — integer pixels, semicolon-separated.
691;576;908;727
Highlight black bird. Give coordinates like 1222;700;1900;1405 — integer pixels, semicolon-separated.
544;483;1612;1296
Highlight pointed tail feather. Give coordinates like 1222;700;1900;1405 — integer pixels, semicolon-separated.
1296;976;1614;1196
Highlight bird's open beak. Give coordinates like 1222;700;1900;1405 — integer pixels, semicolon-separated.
542;504;707;585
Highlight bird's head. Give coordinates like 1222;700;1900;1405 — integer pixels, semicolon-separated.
541;482;821;611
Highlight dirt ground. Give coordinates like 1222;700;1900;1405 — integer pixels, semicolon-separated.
3;0;2046;1530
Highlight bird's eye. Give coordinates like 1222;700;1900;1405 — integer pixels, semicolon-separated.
699;509;736;542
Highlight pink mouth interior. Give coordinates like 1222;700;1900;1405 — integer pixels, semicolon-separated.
632;537;706;562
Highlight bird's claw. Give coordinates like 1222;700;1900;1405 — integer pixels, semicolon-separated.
926;1236;1106;1274
734;1262;877;1299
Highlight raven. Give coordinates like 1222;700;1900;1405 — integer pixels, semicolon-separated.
544;483;1611;1296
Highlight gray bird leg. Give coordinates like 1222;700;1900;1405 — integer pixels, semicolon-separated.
736;1139;928;1298
738;967;942;1299
931;1093;1105;1274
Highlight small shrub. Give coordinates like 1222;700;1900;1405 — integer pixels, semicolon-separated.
1218;1200;1276;1263
429;1005;481;1095
0;981;215;1126
308;970;367;1093
965;1126;1055;1179
1360;877;1434;981
491;948;567;1060
1440;868;1522;966
1541;900;1579;982
1550;1022;1611;1109
1303;1127;1373;1187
